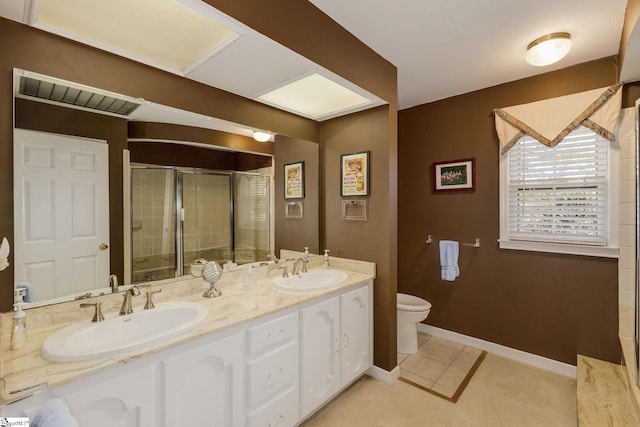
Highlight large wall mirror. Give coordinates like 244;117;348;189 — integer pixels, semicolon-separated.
12;69;319;308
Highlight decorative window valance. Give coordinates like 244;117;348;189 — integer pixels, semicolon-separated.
493;84;622;154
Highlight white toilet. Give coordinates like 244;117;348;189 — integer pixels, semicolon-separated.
397;293;432;354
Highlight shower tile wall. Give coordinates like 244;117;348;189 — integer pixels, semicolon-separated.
131;168;176;281
618;107;637;339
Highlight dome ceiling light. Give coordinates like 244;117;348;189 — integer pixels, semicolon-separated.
525;32;572;67
252;131;272;142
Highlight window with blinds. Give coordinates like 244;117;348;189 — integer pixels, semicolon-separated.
506;126;608;246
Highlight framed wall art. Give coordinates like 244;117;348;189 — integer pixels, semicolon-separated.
433;158;475;192
284;161;304;199
340;151;370;196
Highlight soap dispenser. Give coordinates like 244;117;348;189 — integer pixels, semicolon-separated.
10;302;26;350
323;250;330;268
304;247;310;261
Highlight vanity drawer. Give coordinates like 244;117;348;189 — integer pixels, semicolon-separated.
247;312;298;355
247;386;299;427
247;340;299;407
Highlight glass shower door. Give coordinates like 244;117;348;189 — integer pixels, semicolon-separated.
181;172;232;274
131;168;177;282
233;174;270;264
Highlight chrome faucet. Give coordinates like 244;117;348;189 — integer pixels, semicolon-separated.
292;257;308;275
80;302;104;322
268;252;280;263
144;289;162;310
109;274;119;293
119;286;140;315
278;265;289;278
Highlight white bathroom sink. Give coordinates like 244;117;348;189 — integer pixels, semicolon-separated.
41;301;208;362
273;269;348;292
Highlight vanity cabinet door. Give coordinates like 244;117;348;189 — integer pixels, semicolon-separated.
61;364;156;427
340;284;372;386
161;333;243;427
300;296;340;418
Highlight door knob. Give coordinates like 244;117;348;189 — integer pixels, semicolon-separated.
99;243;109;250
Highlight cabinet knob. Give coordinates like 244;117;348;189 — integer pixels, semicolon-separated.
268;415;284;426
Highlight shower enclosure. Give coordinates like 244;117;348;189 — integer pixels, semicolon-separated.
130;166;271;283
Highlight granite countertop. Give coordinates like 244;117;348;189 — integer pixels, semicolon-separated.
0;255;374;403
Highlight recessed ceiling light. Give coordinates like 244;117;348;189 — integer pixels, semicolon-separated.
525;32;572;67
33;0;240;73
257;73;374;120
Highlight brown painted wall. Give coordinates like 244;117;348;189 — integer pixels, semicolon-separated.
321;106;398;370
398;57;626;365
274;136;320;255
619;0;640;75
129;142;271;171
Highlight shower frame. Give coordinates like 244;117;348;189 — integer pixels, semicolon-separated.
130;163;271;282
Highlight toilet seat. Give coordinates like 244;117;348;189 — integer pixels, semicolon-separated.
397;293;432;312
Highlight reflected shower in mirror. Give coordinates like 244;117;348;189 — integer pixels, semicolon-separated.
131;166;271;283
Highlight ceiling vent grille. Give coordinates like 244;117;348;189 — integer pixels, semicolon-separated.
19;76;141;117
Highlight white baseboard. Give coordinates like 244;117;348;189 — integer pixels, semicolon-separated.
366;364;400;384
418;324;577;379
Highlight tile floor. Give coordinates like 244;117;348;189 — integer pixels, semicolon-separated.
398;333;486;401
302;334;578;427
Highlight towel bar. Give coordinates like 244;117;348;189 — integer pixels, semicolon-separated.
425;235;480;248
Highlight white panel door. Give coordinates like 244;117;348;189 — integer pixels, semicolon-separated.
300;296;340;418
14;129;110;300
340;285;372;386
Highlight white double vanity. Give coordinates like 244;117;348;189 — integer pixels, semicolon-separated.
0;254;375;426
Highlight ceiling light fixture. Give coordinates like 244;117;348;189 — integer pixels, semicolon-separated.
525;32;572;67
33;0;241;74
257;73;374;120
253;131;271;142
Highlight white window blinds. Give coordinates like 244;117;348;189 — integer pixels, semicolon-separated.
507;126;608;246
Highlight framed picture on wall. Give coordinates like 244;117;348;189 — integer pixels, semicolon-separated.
433;158;475;192
284;161;305;199
341;151;370;196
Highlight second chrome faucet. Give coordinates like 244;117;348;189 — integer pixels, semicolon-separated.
120;285;162;315
292;258;308;275
119;286;140;315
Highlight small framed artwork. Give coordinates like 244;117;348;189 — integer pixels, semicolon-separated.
341;151;370;197
284;161;304;199
433;158;476;192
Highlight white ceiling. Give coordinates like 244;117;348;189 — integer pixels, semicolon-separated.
1;0;638;120
310;0;632;109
